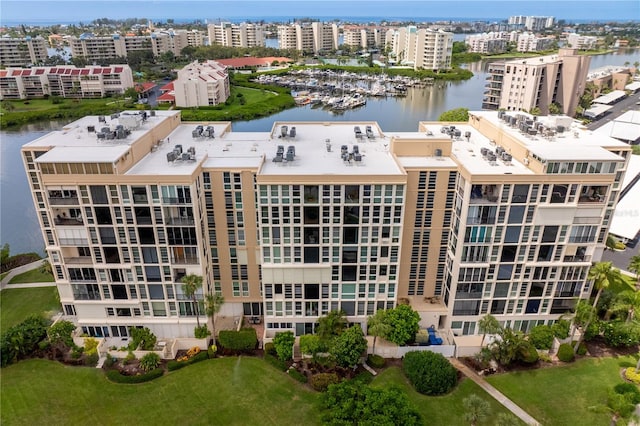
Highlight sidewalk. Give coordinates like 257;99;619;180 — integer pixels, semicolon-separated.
1;259;50;292
449;358;541;426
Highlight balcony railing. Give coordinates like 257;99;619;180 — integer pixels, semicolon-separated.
64;256;93;264
167;217;195;226
563;255;591;263
54;217;83;226
162;197;192;205
171;256;199;265
59;238;89;246
49;197;79;205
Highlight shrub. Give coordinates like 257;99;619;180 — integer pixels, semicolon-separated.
71;346;84;359
624;367;640;385
207;344;217;358
84;337;99;355
367;354;386;368
551;320;571;339
103;354;116;368
603;321;640;348
572;341;588;356
518;341;539;364
273;331;295;361
85;353;99;367
384;305;421;346
139;352;161;372
264;353;288;371
194;325;211;339
331;325;367;368
614;382;640;404
529;325;554;350
299;334;321;355
538;352;552;363
403;351;458;395
106;368;164;383
288;368;308;383
129;327;157;351
310;372;340;392
557;343;575;362
264;342;276;356
218;329;257;352
123;351;136;365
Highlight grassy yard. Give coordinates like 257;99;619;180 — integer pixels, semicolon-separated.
0;287;60;328
371;367;525;425
486;356;637;425
8;268;55;284
1;357;321;426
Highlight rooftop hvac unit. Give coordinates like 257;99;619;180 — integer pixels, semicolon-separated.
527;128;538;136
481;147;489;157
353;145;359;154
354;153;362;162
188;147;195;155
496;146;505;156
435;149;443;157
465;131;471;140
501;152;512;163
286;152;294;162
341;145;348;154
167;152;176;162
281;125;288;138
287;146;295;157
440;126;449;134
181;153;191;162
498;110;505;119
150;110;156;117
273;153;283;162
557;125;565;133
110;113;119;120
277;145;285;154
98;116;106;123
87;125;95;133
289;127;296;138
454;130;462;138
366;126;374;139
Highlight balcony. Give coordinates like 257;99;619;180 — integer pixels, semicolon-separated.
59;238;89;246
167;217;195;226
49;197;79;205
64;256;93;264
563;254;591;263
54;217;83;226
469;184;499;204
162;197;192;205
171;256;199;265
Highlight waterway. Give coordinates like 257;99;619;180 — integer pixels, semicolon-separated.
1;49;638;254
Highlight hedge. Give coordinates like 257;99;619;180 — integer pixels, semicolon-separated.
106;368;164;383
167;351;208;371
219;329;258;352
367;354;386;368
402;351;458;395
264;353;288;371
288;368;308;383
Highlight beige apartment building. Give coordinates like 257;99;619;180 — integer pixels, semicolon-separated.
173;60;230;107
0;36;49;67
482;48;591;116
386;26;453;70
0;65;134;100
208;22;265;48
277;23;338;54
343;26;384;49
21;109;629;343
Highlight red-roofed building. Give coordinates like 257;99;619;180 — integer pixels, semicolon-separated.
0;64;134;100
216;56;293;70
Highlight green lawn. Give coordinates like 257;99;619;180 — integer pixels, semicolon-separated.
371;367;525;425
1;357;321;426
1;97;118;113
486;356;636;425
8;268;55;284
0;287;60;328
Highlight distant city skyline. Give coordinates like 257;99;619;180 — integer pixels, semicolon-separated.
1;0;638;25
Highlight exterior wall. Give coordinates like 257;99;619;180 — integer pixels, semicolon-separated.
0;36;49;67
173;60;230;108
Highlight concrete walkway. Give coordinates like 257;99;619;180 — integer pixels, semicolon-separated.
449;358;541;426
1;259;50;292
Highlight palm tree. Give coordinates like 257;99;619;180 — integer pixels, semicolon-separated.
367;310;391;355
628;255;640;288
181;274;203;328
569;299;595;343
317;310;347;341
609;290;640;323
574;262;622;353
478;314;501;346
462;394;491;426
204;292;225;344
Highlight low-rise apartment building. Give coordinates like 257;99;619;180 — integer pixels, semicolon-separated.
0;36;49;67
0;65;134;100
566;33;598;50
21;109;628;344
516;32;555;52
173;60;230;107
465;32;508;54
482;48;590;116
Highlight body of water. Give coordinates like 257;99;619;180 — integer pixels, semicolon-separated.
1;49;638;254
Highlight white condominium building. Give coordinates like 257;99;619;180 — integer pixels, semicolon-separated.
207;22;265;48
516;32;555;52
508;16;555;31
173;60;230;107
277;23;338;54
343;26;384;49
566;34;598;50
22;109;628;343
0;65;134;100
465;32;508;54
0;36;49;67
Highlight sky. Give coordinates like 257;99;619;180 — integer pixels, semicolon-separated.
0;0;638;25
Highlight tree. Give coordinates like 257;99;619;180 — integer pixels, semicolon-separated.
204;291;225;343
462;394;491;426
628;255;640;288
495;413;520;426
574;261;623;354
548;102;562;115
181;274;203;328
478;314;501;346
321;381;421;426
0;243;9;266
384;305;420;346
367;309;391;355
331;324;367;368
273;331;295;361
610;290;640;323
438;107;469;122
606;234;618;251
317;310;347;341
48;320;76;358
490;327;529;366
